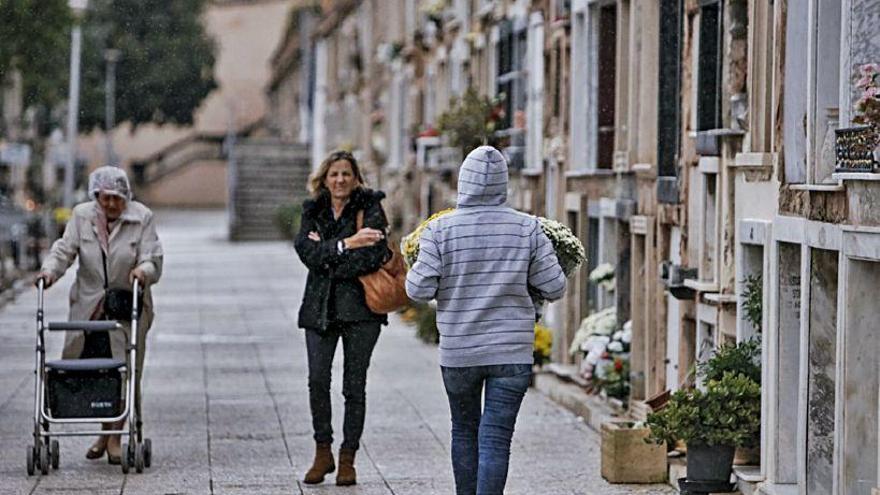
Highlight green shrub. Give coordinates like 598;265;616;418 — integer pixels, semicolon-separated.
698;338;761;385
437;88;505;155
274;203;302;240
741;274;763;331
646;372;761;448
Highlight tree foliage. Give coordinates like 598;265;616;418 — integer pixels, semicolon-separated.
437;88;505;155
0;0;71;111
78;0;217;131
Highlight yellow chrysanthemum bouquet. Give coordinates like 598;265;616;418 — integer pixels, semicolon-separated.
400;209;455;268
533;324;553;366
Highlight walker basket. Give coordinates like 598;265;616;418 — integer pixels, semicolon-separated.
46;359;124;418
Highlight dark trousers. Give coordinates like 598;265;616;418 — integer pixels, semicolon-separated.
441;364;532;495
306;321;381;451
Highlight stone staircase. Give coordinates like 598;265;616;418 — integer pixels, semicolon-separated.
229;139;311;241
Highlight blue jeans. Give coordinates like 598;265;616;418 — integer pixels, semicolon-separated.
441;364;532;495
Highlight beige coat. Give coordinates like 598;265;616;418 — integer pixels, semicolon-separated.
41;200;163;362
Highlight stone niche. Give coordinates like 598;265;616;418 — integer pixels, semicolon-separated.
774;242;801;484
806;248;838;495
847;182;880;227
842;258;880;494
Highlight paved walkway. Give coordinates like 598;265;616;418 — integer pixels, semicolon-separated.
0;210;674;494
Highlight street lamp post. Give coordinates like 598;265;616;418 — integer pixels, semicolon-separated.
64;0;88;208
104;48;121;166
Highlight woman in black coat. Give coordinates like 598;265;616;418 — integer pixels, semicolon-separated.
294;150;389;486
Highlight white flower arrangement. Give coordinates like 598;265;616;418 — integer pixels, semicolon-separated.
420;0;446;18
538;218;587;277
571;314;633;385
569;307;617;355
589;262;615;290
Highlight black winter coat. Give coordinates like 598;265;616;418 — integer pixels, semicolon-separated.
295;188;390;331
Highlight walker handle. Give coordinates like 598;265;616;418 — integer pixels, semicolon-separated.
47;321;122;332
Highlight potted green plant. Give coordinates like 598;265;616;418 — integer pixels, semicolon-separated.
645;372;760;483
699;337;761;465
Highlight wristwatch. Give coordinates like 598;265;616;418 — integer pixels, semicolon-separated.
337;240;346;254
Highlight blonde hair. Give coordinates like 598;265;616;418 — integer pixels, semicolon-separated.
308;150;366;197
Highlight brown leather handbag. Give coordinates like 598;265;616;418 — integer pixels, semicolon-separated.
356;210;410;314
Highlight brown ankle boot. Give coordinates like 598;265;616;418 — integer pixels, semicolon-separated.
303;443;335;484
336;448;357;486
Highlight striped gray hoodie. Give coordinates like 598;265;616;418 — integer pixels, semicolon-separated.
405;146;566;367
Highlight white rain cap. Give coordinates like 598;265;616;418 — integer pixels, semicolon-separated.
88;166;131;201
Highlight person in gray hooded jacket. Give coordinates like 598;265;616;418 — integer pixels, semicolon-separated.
405;146;566;495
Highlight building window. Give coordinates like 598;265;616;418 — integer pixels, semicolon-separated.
552;41;562;119
808;1;842;184
496;18;527;168
598;213;618;310
697;0;723;133
657;0;683;203
595;4;617;169
586;217;600;311
425;64;437;126
496;20;527;131
700;170;719;286
450;38;469;97
685;157;721;292
782;0;842;184
387;67;408;169
569;2;617;171
526;11;544;171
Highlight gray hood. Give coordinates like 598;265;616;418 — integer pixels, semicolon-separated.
456;146;509;208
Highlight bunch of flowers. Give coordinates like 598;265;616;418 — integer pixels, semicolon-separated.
420;0;446;21
855;63;880;127
570;310;632;399
401;210;586;277
401;208;455;268
534;323;553;366
569;307;618;355
539;218;587;277
588;262;615;291
595;356;630;401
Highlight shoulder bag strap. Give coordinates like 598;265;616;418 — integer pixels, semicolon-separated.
101;249;109;290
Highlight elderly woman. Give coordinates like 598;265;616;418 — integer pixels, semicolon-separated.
38;166;163;464
294;150;389;486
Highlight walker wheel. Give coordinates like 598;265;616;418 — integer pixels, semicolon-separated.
120;443;130;474
143;438;152;468
50;440;59;470
134;443;144;473
39;445;49;475
26;446;35;476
